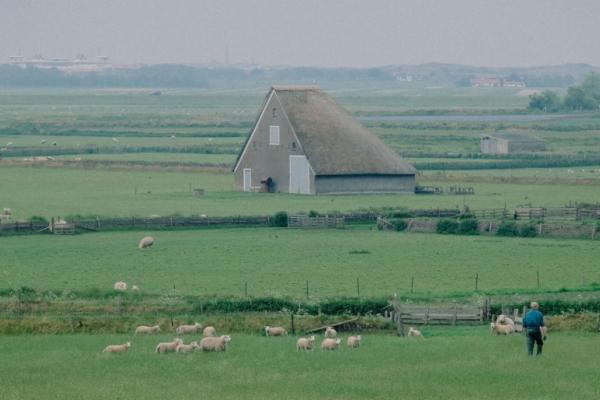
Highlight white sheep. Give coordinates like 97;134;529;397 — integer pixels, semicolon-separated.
138;236;154;249
176;341;199;353
131;285;140;292
113;281;127;291
176;322;202;336
199;335;231;352
320;338;342;351
203;326;216;337
490;322;514;335
40;139;46;144
347;335;362;348
2;208;11;216
103;342;131;353
135;324;161;335
495;315;515;327
296;336;316;351
155;338;183;353
112;137;119;142
265;326;287;336
407;327;423;338
324;326;337;338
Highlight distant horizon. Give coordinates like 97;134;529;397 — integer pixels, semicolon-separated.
2;0;599;68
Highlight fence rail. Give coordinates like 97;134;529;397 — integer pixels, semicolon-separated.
288;215;345;229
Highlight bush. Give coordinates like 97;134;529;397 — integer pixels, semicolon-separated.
497;221;519;237
393;219;407;231
308;210;319;217
519;224;538;237
271;211;288;227
28;215;49;224
458;218;479;235
436;219;459;234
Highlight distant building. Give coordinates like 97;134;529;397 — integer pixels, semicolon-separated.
470;78;526;88
233;86;416;194
471;78;502;87
480;132;546;155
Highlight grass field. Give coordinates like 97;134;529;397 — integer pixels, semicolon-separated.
1;228;598;298
0;329;599;400
3;165;600;219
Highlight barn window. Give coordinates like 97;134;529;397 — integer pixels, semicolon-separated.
269;126;280;145
272;107;277;117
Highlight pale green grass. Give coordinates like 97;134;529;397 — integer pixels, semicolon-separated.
1;228;598;297
1;166;600;219
0;330;598;400
51;152;236;164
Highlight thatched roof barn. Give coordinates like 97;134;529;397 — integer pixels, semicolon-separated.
480;132;546;155
233;86;416;194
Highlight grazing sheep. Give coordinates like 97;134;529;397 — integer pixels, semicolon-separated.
199;335;231;352
176;322;202;336
203;326;217;337
135;324;160;335
155;338;183;354
131;285;140;292
265;326;287;336
324;326;337;338
40;139;46;144
320;338;342;351
495;315;515;327
138;236;154;249
407;327;423;338
176;341;199;353
52;141;57;146
112;137;119;142
170;135;176;140
2;208;11;216
490;322;514;335
347;335;362;348
113;281;127;291
103;342;131;353
296;336;316;351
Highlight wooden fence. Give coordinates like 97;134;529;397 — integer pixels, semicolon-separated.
288;215;345;229
387;298;491;335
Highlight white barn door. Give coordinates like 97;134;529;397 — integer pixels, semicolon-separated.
289;155;310;194
243;168;252;192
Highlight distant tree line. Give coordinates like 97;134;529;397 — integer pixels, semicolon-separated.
528;73;600;112
0;64;396;87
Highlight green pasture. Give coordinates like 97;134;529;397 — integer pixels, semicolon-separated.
0;330;598;400
51;152;237;164
429;166;600;180
1;166;600;219
1;228;598;297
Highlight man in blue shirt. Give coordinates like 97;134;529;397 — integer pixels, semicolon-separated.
522;302;547;356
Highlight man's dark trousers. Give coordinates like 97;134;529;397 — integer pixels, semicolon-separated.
527;329;543;355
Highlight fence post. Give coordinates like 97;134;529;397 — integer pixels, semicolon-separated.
290;313;296;335
245;282;248;297
356;277;360;297
536;270;540;289
411;276;415;294
475;273;479;291
306;280;309;299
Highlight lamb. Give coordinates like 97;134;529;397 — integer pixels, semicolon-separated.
135;324;161;335
155;338;183;354
113;281;127;291
324;326;337;338
490;322;514;335
347;335;362;348
176;341;199;353
296;336;316;351
407;327;423;338
199;335;231;352
265;326;287;336
176;322;202;336
103;342;131;353
203;326;217;337
320;338;342;351
138;236;154;249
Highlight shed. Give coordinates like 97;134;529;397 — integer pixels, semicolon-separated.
480;132;546;155
233;86;416;194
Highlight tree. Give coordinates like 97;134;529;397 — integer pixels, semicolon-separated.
563;86;597;111
527;90;562;112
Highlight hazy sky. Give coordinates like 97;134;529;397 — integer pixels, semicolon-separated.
1;0;599;67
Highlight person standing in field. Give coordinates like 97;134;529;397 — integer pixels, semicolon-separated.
523;301;547;356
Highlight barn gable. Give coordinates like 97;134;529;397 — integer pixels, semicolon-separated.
234;86;416;194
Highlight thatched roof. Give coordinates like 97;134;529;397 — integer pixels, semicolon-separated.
272;86;415;176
